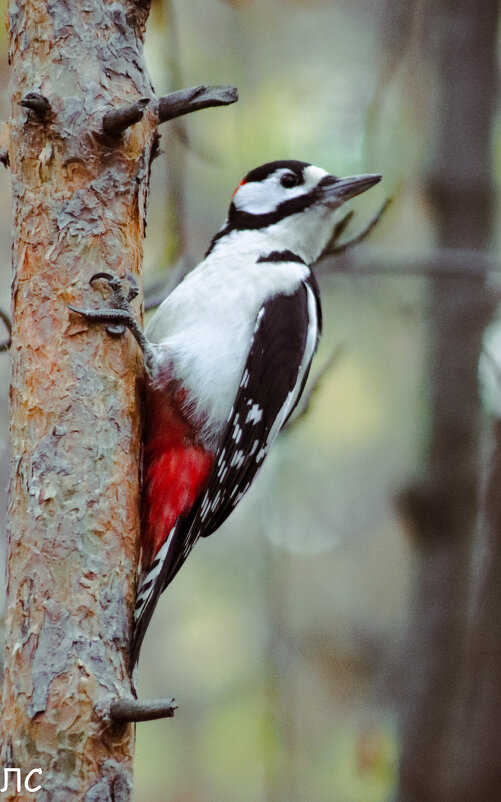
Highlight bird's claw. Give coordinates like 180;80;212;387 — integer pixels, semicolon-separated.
89;271;139;307
69;271;149;358
69;271;139;337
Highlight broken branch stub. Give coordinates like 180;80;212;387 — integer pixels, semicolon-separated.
158;84;238;123
101;97;150;138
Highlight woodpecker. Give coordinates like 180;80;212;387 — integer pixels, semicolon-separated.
71;160;380;666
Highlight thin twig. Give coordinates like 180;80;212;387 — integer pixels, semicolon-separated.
317;246;501;281
158;85;238;123
101;98;150;138
109;698;177;724
314;209;354;264
321;197;393;259
329;209;355;246
19;92;51;121
284;345;344;432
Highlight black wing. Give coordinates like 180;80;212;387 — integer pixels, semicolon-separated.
198;282;319;537
132;278;320;665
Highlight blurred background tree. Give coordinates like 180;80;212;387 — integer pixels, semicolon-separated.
0;1;500;800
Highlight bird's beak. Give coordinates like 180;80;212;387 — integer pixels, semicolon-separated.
318;173;381;205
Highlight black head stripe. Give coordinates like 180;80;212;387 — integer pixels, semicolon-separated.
243;160;309;184
227;189;319;231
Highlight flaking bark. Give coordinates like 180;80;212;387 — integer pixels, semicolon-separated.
0;1;156;799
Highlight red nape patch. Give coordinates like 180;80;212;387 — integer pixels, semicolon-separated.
232;178;247;198
141;392;214;570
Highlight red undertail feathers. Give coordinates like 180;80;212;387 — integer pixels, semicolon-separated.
141;387;214;571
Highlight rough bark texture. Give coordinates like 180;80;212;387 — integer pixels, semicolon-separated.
1;2;156;799
395;1;498;800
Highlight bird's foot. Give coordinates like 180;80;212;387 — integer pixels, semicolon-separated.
69;271;149;355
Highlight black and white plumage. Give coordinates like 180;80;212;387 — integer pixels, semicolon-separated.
72;159;381;666
132;269;322;658
131;161;380;665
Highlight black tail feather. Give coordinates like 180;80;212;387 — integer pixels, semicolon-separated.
130;518;195;668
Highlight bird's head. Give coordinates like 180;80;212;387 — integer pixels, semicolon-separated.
217;160;381;263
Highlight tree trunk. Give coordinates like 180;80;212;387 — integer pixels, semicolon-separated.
0;2;155;799
395;1;498;800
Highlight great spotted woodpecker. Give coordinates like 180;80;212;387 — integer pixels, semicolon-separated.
71;160;380;666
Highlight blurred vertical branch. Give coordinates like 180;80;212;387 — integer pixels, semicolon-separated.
394;1;498;801
453;417;501;800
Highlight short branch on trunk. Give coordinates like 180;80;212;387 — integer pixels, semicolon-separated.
106;698;178;725
158;84;238;123
19;92;51;121
101;98;150;138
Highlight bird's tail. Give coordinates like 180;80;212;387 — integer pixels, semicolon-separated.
131;518;193;668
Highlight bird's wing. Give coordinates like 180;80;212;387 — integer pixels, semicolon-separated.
197;279;320;537
132;277;320;666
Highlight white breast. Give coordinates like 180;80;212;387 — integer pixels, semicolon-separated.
146;236;310;446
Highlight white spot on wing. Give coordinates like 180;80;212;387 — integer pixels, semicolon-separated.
210;491;222;510
256;446;267;462
217;461;229;481
200;494;211;520
246;403;263;424
234;482;251;505
230;450;245;469
232;415;242;443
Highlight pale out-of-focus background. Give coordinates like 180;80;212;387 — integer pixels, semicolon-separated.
1;2;500;801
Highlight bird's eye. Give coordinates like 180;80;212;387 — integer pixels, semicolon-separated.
280;173;299;189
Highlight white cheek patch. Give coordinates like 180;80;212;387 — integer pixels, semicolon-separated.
233;180;285;214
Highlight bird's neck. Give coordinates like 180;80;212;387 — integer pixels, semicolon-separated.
210;207;334;265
